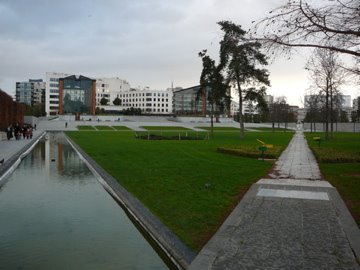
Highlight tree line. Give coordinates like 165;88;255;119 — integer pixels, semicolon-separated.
199;0;359;138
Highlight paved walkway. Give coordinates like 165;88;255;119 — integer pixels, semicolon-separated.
188;131;360;269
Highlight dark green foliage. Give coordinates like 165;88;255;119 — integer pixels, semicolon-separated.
217;21;270;138
100;97;109;106
113;97;121;106
198;50;230;135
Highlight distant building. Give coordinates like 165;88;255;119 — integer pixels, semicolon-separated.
45;72;71;116
96;77;131;106
353;97;360;111
265;94;274;105
15;79;45;106
173;86;206;116
118;87;173;114
58;75;96;115
342;95;352;108
230;100;239;116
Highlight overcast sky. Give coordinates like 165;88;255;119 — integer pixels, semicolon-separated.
0;0;358;106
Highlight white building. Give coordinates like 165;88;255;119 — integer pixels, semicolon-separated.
96;77;130;106
230;100;239;116
118;88;173;114
45;72;71;116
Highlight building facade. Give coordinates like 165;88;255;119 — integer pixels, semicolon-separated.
59;75;96;115
116;88;172;114
173;85;230;117
173;86;207;116
15;79;45;106
96;77;131;106
45;72;71;116
0;89;25;128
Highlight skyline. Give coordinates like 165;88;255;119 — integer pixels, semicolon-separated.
0;0;358;107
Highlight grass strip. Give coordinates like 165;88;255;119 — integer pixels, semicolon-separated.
77;125;95;130
95;125;114;131
112;126;132;131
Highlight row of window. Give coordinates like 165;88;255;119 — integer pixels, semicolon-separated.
122;103;169;108
120;92;169;98
121;98;169;103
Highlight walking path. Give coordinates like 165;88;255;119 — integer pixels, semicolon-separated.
188;130;360;269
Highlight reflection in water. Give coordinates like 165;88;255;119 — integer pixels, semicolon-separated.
0;132;168;270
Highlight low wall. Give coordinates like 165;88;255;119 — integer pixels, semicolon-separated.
175;116;234;123
304;122;360;132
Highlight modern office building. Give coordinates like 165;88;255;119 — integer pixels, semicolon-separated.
58;75;96;115
96;77;131;106
15;79;45;106
173;85;230;116
173;85;207;116
45;72;71;116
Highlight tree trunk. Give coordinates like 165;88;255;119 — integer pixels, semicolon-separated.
325;80;329;140
330;85;333;139
210;104;214;136
236;75;245;138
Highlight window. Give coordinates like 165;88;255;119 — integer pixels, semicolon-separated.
146;98;152;101
146;103;152;107
146;93;152;96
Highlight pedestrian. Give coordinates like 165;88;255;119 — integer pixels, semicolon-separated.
65;122;68;128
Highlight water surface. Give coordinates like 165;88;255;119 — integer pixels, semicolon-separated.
0;133;168;270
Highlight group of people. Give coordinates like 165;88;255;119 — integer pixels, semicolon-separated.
5;123;35;140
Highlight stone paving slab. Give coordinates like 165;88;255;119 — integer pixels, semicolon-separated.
189;182;360;270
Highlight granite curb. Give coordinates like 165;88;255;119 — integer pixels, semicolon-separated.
65;133;196;269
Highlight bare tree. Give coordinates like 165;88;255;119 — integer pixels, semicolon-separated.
305;48;347;139
269;96;290;131
252;0;360;72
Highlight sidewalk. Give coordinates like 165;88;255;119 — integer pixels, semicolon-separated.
188;131;360;269
0;129;45;181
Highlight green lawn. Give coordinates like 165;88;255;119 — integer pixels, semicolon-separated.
77;125;96;130
305;132;360;225
95;125;114;131
306;132;360;163
141;126;192;131
112;126;132;131
66;131;294;251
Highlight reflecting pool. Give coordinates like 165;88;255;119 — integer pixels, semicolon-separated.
0;132;168;270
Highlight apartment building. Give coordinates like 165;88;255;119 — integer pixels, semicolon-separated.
45;72;71;116
16;79;45;106
96;77;131;106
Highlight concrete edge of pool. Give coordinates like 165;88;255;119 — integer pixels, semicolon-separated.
64;132;196;270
